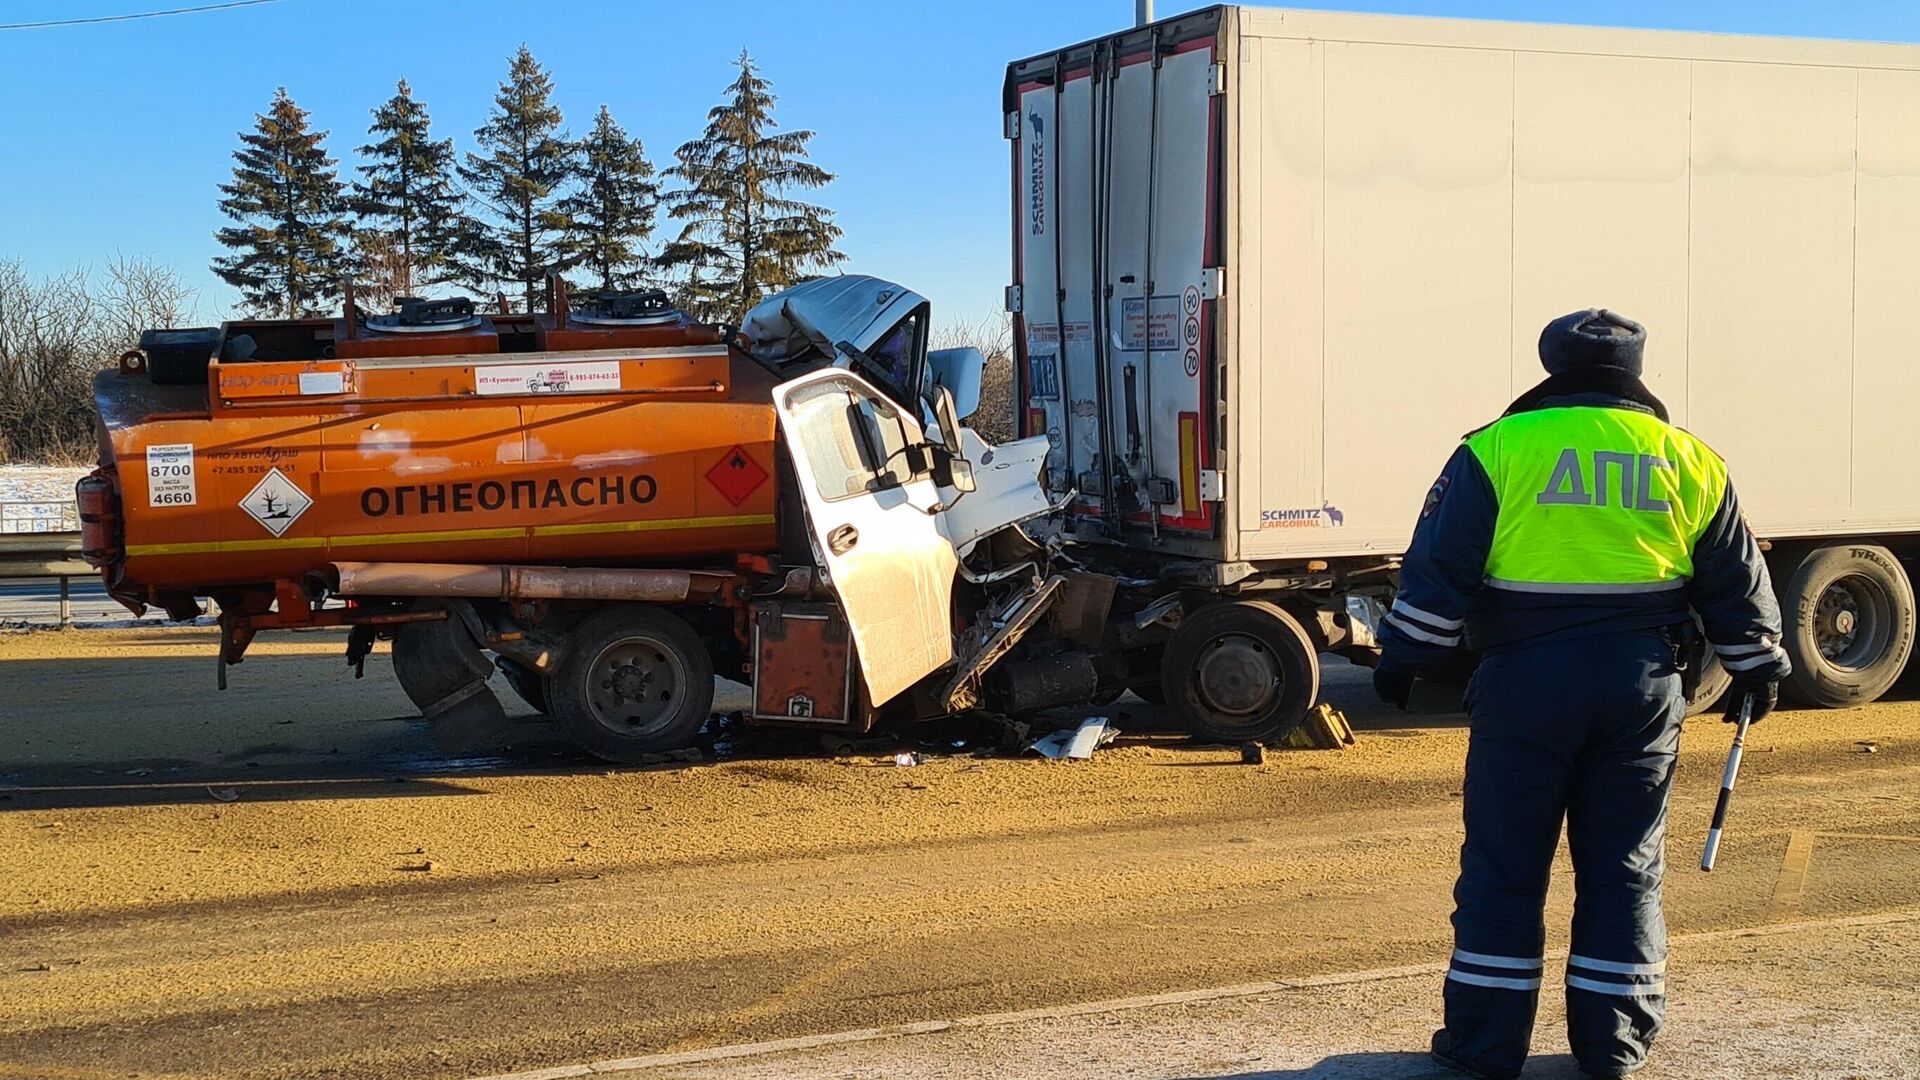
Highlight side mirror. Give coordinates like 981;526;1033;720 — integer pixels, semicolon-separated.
926;347;985;421
930;385;976;494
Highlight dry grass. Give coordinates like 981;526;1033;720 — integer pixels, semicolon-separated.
936;310;1015;444
0;255;197;465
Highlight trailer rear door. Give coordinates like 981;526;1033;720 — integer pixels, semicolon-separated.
1006;9;1225;542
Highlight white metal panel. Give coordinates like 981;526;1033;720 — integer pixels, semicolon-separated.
1852;68;1920;520
1511;52;1692;426
1232;33;1325;547
1687;61;1857;533
1312;41;1513;556
1235;7;1920;72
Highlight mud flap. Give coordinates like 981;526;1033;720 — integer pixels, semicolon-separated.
390;600;511;753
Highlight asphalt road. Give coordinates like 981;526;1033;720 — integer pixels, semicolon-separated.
0;628;1914;1080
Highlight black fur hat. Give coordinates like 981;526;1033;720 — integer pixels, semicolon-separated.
1539;309;1646;377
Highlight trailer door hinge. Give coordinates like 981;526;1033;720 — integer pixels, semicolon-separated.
1198;469;1224;502
1199;267;1225;300
1005;111;1021;140
1004;284;1023;314
1209;62;1227;96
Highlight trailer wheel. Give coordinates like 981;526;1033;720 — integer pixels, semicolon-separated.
550;606;714;763
1685;650;1731;717
1779;544;1915;707
1160;600;1319;744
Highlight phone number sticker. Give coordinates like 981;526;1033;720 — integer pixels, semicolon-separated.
147;442;197;507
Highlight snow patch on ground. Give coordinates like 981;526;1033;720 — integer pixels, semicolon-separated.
0;465;87;533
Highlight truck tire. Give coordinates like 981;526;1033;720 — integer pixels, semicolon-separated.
496;658;552;716
1778;544;1915;708
550;606;714;763
1160;599;1319;744
1685;650;1732;718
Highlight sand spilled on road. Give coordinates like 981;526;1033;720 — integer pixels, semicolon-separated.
1;627;1912;923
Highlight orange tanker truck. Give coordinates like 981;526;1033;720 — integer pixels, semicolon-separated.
81;274;1250;762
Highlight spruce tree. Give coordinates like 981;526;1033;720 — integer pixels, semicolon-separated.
558;105;659;292
456;46;571;311
352;79;464;302
659;51;844;323
212;88;351;319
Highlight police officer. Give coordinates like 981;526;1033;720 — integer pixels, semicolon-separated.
1373;310;1790;1080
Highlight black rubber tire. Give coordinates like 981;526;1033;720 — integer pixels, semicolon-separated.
496;658;553;716
1159;599;1319;743
1685;650;1732;718
1778;544;1916;708
549;606;715;763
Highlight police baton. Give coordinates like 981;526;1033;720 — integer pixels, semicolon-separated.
1699;693;1754;872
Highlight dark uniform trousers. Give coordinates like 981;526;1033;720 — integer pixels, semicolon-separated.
1444;629;1681;1078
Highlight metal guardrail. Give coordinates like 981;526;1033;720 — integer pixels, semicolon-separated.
0;532;92;626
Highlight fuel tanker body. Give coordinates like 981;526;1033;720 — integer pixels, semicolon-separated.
86;288;778;605
78;282;804;761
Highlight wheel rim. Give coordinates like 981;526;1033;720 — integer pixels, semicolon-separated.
1813;574;1894;671
583;634;688;737
1193;632;1282;716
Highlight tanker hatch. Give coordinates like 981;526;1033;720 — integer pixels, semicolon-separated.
570;289;681;327
365;296;483;334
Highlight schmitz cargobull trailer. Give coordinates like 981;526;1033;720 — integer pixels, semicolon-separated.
1007;5;1920;733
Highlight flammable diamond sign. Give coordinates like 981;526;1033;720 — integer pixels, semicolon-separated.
706;446;769;507
241;467;313;537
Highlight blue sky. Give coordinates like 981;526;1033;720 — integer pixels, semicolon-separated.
2;0;1917;327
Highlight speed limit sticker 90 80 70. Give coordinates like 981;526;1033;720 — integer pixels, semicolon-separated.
146;443;197;507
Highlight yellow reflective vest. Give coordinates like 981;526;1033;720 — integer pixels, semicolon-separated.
1463;406;1729;596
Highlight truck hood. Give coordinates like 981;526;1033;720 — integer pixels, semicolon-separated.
743;276;928;366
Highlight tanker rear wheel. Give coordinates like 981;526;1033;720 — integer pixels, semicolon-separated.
550;606;714;763
496;658;553;716
1160;600;1318;744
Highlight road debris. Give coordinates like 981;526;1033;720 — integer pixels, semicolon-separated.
1028;717;1117;760
1856;741;1879;754
893;752;922;767
1240;742;1266;765
397;860;436;873
1284;704;1356;751
206;786;239;802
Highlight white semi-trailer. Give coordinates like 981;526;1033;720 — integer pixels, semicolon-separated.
1005;5;1920;730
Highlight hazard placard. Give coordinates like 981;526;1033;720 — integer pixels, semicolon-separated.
706;446;769;507
241;467;312;537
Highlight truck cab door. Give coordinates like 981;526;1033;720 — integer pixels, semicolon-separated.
773;368;960;705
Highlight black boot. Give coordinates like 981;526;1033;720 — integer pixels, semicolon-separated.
1429;1029;1521;1080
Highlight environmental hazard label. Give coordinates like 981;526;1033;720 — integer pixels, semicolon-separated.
706;446;769;507
146;443;197;508
241;467;312;537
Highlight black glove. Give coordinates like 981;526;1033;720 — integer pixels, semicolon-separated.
1723;679;1777;725
1373;657;1416;710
